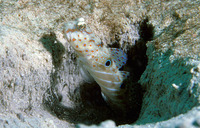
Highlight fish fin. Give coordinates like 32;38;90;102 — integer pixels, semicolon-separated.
120;71;129;80
101;92;107;102
110;48;128;69
78;58;94;83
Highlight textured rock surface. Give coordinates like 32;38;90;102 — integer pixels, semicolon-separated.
78;106;200;128
77;0;200;128
0;25;71;127
1;0;200;128
119;107;200;128
77;120;116;128
85;106;200;128
137;0;200;125
1;0;143;127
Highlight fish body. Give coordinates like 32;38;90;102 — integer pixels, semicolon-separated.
63;18;129;110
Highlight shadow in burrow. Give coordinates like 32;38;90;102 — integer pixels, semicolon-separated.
39;18;154;125
107;18;154;124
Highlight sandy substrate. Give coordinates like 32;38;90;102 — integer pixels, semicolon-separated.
0;0;200;128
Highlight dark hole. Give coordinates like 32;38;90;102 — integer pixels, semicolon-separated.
120;83;126;89
139;18;154;42
39;32;65;68
42;18;154;126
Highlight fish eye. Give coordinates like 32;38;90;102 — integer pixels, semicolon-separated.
105;60;111;67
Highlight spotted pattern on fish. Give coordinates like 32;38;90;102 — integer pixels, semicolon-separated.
63;18;129;109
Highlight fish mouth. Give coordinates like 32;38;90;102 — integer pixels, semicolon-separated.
65;32;71;42
63;21;76;42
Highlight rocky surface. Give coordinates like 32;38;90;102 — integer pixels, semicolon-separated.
79;106;200;128
0;0;200;128
137;0;200;125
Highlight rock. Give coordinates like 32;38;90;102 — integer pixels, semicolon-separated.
137;0;200;125
119;107;200;128
76;120;116;128
0;25;70;127
0;0;200;128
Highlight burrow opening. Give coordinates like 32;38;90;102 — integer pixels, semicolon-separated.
41;18;154;126
106;18;154;125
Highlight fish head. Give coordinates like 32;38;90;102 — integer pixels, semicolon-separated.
63;18;101;57
63;18;129;83
90;47;117;71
